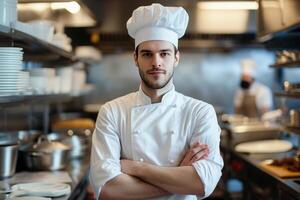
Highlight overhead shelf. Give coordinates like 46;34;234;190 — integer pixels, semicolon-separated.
0;93;72;107
270;61;300;68
274;91;300;98
0;24;76;64
0;84;95;107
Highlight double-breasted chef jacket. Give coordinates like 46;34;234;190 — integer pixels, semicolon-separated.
90;85;224;200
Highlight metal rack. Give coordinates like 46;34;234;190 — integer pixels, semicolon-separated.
270;61;300;136
275;91;300;98
270;61;300;68
0;24;76;65
0;24;94;134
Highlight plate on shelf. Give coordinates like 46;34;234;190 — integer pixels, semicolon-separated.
235;139;293;153
0;49;23;53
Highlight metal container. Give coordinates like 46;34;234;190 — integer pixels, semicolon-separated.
228;122;281;145
0;134;19;179
290;109;300;127
47;129;91;158
20;136;70;171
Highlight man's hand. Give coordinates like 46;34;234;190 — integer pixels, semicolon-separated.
180;142;209;166
121;159;140;176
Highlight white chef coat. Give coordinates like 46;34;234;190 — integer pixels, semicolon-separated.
234;81;273;111
89;85;224;200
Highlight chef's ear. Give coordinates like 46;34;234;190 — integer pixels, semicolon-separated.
174;50;180;67
133;51;138;67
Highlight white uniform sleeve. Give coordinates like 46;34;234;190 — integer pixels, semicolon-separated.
191;104;224;199
89;104;122;199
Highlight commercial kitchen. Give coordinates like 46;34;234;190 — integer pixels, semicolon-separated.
0;0;300;199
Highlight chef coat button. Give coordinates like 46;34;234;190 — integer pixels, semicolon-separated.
169;159;175;164
139;158;144;162
133;130;140;135
169;131;175;135
172;104;177;108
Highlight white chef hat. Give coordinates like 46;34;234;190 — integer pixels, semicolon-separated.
126;3;189;48
240;59;256;77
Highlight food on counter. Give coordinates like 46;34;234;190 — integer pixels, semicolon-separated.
270;156;300;172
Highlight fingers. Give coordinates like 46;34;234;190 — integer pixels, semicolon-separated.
180;142;210;166
191;147;209;163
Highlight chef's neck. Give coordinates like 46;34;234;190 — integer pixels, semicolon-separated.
141;81;173;103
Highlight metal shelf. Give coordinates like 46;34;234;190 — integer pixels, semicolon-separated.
274;91;300;98
0;85;95;107
0;93;72;107
270;61;300;68
70;84;95;97
0;24;76;64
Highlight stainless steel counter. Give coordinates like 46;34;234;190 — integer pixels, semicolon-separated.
0;157;90;200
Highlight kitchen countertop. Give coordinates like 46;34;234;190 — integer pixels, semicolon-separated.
0;156;90;200
221;136;300;199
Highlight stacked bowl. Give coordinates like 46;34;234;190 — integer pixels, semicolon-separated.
0;47;28;95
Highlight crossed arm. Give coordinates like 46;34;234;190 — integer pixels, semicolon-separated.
99;142;209;200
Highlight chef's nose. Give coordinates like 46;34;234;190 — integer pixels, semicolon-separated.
152;54;162;68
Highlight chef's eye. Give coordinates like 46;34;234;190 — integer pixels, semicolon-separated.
161;52;170;57
142;53;152;58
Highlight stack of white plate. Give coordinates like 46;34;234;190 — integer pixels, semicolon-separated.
0;47;27;95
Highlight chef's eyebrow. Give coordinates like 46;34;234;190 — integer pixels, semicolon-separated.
139;49;173;53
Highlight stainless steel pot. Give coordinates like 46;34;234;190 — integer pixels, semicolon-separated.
20;136;70;171
0;134;19;179
47;130;90;159
63;130;89;158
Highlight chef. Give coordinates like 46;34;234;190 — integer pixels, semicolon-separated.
234;59;273;118
89;3;223;200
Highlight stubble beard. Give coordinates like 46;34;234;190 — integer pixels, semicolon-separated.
137;65;174;90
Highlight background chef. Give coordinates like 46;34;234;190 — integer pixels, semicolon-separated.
234;58;273;118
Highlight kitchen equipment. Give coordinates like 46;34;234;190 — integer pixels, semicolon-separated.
16;130;41;145
221;114;250;124
63;129;90;158
0;134;19;179
20;136;70;171
47;130;91;158
235;139;292;154
289;109;300;127
283;81;300;92
227;121;281;145
260;160;300;178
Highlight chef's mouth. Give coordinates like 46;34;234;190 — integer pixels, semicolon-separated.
147;70;166;75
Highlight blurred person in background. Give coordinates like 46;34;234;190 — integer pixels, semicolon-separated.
234;59;273;118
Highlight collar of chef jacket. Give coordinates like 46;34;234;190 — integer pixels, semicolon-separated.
136;84;177;107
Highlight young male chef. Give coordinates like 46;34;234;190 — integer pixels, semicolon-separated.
234;59;273;118
89;4;223;200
